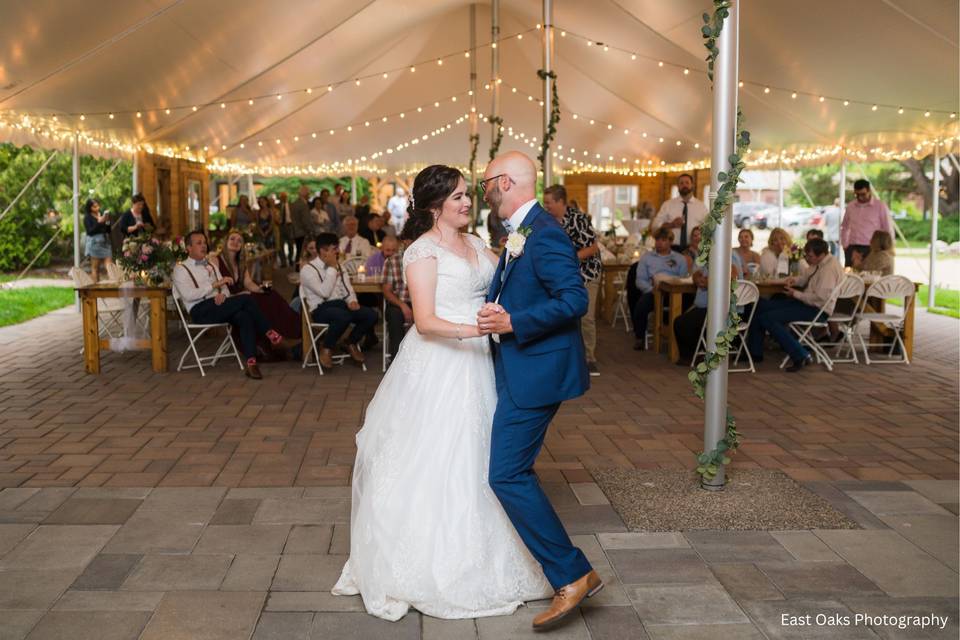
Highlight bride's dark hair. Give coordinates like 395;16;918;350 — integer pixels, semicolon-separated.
400;164;464;243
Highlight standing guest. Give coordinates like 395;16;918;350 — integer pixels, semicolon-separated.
300;233;378;368
291;185;313;266
631;228;689;350
310;196;333;235
289;237;319;315
674;253;743;363
256;197;276;252
380;235;412;364
841;179;892;266
387;187;408;233
822;203;841;256
335;184;355;222
543;184;602;376
339;216;372;259
277;191;294;267
83;198;114;283
319;189;342;235
735;228;761;272
759;227;793;278
651;173;708;252
173;231;295;379
381;211;398;237
216;230;301;357
360;213;388;248
682;225;702;271
747;239;843;372
230;195;255;229
852;230;895;275
118;194;154;237
355;194;373;233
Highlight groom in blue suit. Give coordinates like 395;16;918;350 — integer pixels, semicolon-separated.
478;152;602;630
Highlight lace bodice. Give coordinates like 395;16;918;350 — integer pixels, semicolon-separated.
402;234;495;322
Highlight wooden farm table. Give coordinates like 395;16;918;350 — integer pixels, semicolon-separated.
77;283;168;374
652;278;919;364
599;261;632;322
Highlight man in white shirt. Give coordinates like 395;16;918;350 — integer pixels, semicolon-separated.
301;233;378;369
651;173;708;252
172;231;295;379
338;216;372;259
387;188;408;233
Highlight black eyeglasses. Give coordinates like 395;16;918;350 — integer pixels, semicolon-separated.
479;174;515;193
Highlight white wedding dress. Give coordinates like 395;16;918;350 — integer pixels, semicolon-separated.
332;234;552;621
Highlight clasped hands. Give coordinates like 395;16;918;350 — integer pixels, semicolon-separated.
476;303;512;336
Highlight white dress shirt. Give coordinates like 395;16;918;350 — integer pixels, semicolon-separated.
506;198;538;232
651;196;708;246
173;259;229;311
339;234;372;259
300;257;358;312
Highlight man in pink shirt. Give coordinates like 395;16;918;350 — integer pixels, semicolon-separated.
840;179;892;265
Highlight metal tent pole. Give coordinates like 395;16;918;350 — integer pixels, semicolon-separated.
929;139;941;308
777;156;784;223
838;152;846;263
72;134;81;310
702;0;739;491
541;0;555;186
490;0;500;148
132;149;139;194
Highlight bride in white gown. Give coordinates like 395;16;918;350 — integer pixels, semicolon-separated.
332;165;552;621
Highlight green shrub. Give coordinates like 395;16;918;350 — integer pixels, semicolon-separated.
895;217;960;244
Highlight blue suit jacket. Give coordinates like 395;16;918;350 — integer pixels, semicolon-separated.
487;204;590;409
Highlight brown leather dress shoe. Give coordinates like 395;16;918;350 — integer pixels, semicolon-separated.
244;363;262;380
347;344;365;364
318;348;335;369
277;337;301;351
532;570;603;631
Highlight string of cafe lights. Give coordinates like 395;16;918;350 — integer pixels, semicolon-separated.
551;25;957;121
15;26;537;128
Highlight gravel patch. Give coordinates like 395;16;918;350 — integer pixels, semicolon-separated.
589;468;860;532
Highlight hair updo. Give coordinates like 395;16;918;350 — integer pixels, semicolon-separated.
400;164;464;243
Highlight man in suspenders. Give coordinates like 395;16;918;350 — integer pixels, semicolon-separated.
172;231;296;379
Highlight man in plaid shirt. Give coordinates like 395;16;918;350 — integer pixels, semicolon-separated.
380;236;411;364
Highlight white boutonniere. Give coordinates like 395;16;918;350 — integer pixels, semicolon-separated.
505;225;533;260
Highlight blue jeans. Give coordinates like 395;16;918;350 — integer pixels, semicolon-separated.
311;300;378;348
488;350;592;589
748;297;820;363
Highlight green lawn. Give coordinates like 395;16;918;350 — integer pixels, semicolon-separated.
889;285;960;319
0;286;75;327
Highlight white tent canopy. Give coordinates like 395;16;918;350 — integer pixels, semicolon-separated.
0;0;956;174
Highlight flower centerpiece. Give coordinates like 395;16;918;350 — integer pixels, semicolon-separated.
118;231;188;286
788;242;805;276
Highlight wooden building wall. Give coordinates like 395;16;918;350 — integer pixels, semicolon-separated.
135;151;210;238
560;168;712;217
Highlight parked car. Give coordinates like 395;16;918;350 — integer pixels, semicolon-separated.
733;201;777;229
763;206;820;231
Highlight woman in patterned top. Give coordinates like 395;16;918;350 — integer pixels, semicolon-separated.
542;185;602;376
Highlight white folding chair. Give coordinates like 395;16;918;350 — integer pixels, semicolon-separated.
171;284;244;376
610;273;633;333
69;267;126;340
779;274;865;372
855;275;914;365
691;280;760;373
299;286;358;374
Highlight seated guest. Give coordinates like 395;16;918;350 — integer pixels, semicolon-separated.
674;253;743;363
683;225;702;271
118;194;154;237
632;228;689;350
216;231;301;357
747;239;843;372
852;230;894;275
290;237;319;315
381;236;412;364
360;213;389;248
173;231;294;379
806;228;824;242
735;228;761;273
364;234;397;273
300;233;378;368
381;212;398;238
339;216;372;259
759;227;792;278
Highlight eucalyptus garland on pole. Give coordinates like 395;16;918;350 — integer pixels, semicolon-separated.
691;0;750;482
487;116;505;161
536;69;560;174
468;131;480;230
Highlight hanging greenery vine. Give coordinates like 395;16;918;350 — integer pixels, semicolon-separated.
487;116;505;161
692;0;751;482
536;69;560;174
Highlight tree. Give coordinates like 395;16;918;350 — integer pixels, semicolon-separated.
901;153;959;218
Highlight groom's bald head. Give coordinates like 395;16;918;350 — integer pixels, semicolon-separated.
483;151;537;220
